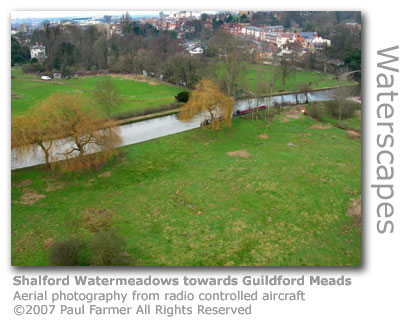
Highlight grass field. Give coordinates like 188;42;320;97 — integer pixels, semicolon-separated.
11;67;185;118
237;63;356;94
11;110;361;266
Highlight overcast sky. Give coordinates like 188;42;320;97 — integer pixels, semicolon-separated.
11;11;161;20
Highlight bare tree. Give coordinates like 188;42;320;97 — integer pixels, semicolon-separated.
332;82;354;120
92;77;122;119
208;31;247;96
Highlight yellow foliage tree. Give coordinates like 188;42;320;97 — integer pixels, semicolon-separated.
12;101;62;167
179;80;234;130
11;93;122;171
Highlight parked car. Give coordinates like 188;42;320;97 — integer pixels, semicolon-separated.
41;76;51;81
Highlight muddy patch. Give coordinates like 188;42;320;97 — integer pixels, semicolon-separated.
347;130;361;139
347;197;361;225
43;237;55;249
82;208;114;232
227;150;252;158
279;117;289;123
258;134;269;139
45;181;66;192
98;171;112;178
13;179;33;188
284;109;301;119
311;124;331;130
20;188;45;205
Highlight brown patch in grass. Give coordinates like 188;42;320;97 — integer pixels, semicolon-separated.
311;124;331;130
279;117;289;122
227;150;252;158
107;73;160;85
258;134;269;139
45;181;66;192
284;109;301;119
98;171;112;178
347;197;361;225
82;208;114;232
13;179;33;188
43;238;55;249
347;130;361;139
20;188;45;205
15;231;36;252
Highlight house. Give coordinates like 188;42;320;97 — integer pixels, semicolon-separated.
189;47;203;55
30;44;46;60
53;73;62;79
311;37;331;49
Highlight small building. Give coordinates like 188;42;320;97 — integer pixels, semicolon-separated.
30;44;46;60
53;73;62;79
189;47;204;55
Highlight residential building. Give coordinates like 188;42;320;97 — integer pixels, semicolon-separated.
30;44;46;60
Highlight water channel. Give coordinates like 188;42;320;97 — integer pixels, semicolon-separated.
11;88;340;170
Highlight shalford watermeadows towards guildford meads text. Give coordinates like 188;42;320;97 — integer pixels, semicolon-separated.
13;275;352;286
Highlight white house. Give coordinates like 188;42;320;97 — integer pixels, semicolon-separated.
30;44;46;60
189;47;204;55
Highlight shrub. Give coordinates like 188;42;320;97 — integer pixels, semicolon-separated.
308;104;322;120
49;237;83;266
175;91;190;103
89;230;129;266
324;100;356;120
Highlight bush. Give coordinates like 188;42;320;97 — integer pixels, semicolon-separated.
308;104;322;120
49;237;83;266
175;91;190;103
324;100;356;120
89;230;129;266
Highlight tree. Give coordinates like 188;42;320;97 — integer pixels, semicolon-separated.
12;93;122;171
92;77;122;119
297;83;312;104
54;94;122;171
179;80;234;130
11;102;61;167
208;31;247;96
120;12;132;35
11;37;30;66
279;55;296;91
331;82;354;120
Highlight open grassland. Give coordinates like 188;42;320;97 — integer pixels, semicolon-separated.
235;63;357;94
11;113;361;266
11;67;185;118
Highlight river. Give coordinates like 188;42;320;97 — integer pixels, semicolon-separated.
11;88;340;170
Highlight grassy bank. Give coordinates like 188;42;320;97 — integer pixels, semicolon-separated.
11;67;185;117
306;101;362;132
238;63;357;94
11;112;361;266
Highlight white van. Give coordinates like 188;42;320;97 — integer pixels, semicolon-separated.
41;76;51;81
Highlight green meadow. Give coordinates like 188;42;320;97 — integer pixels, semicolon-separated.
11;67;185;118
11;110;361;266
236;63;356;94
